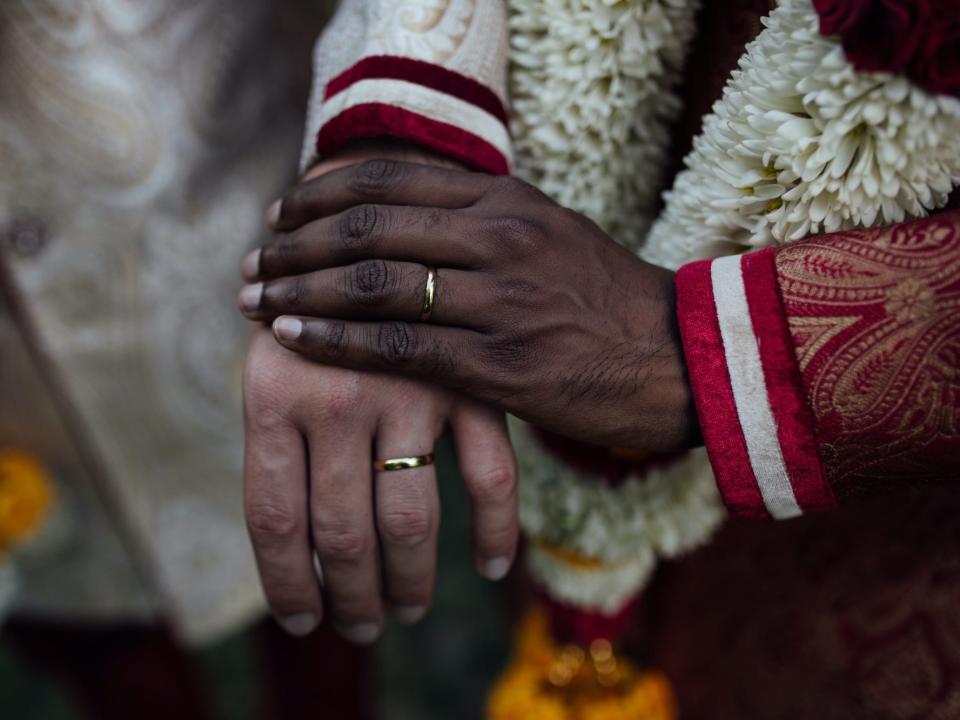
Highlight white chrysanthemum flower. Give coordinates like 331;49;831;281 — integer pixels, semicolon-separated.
644;0;960;269
508;0;715;614
509;0;700;251
526;542;656;613
511;420;725;564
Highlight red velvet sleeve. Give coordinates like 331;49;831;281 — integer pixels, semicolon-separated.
676;211;960;518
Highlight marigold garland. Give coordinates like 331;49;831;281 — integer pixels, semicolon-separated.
488;609;676;720
0;450;55;552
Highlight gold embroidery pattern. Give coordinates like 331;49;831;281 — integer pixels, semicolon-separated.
776;214;960;491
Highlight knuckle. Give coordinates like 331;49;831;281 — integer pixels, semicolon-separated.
375;321;416;365
495;176;545;203
261;233;300;274
350;159;403;196
480;330;532;374
494;277;539;304
285;186;310;215
321;383;362;422
466;465;517;505
412;205;449;234
549;205;588;236
246;500;302;544
277;276;307;310
380;506;435;548
312;519;370;562
345;259;394;306
338;204;383;251
485;215;544;253
244;368;280;411
495;176;529;196
319;320;348;358
243;370;293;429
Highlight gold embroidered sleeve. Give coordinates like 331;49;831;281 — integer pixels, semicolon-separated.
775;212;960;500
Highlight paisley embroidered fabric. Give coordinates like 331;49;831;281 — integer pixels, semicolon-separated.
776;212;960;498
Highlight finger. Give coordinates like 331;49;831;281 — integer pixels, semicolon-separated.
375;411;441;624
240;263;485;329
271;160;493;231
450;404;518;581
272;316;479;388
305;420;384;645
244;406;323;636
249;204;484;282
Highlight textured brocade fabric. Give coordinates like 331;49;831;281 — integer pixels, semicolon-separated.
301;0;510;171
0;0;326;643
776;212;960;496
651;488;960;719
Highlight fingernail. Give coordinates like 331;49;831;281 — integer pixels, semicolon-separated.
241;248;261;281
238;283;263;312
273;316;303;340
336;622;381;645
279;612;319;637
483;556;512;581
266;199;282;227
392;605;427;624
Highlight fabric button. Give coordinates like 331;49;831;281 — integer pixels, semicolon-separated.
2;216;49;258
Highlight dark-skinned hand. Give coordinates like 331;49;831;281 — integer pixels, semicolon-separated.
239;160;701;453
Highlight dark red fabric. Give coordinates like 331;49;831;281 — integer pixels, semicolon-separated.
812;0;960;98
2;621;213;720
650;487;960;719
254;619;373;720
675;258;770;519
774;213;960;497
530;427;685;486
542;593;641;646
315;103;509;176
2;618;373;720
642;4;960;718
741;248;835;513
325;55;510;127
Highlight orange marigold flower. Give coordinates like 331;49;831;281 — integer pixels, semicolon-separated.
488;609;676;720
0;450;55;552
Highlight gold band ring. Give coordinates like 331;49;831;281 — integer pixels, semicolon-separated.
419;267;438;322
373;453;435;472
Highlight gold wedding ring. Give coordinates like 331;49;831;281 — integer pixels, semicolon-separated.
373;454;435;472
419;267;438;322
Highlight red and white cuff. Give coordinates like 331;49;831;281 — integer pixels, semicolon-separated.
311;55;512;176
676;248;836;519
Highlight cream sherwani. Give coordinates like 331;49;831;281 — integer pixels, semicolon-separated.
0;0;329;644
0;0;509;647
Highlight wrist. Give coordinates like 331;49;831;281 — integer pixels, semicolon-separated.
304;138;468;181
626;265;702;452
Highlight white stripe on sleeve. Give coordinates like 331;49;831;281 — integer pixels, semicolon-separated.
710;255;802;519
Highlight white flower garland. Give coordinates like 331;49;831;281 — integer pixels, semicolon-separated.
644;0;960;270
511;420;725;612
507;0;715;614
509;0;960;616
526;542;656;614
513;425;723;562
508;0;701;252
